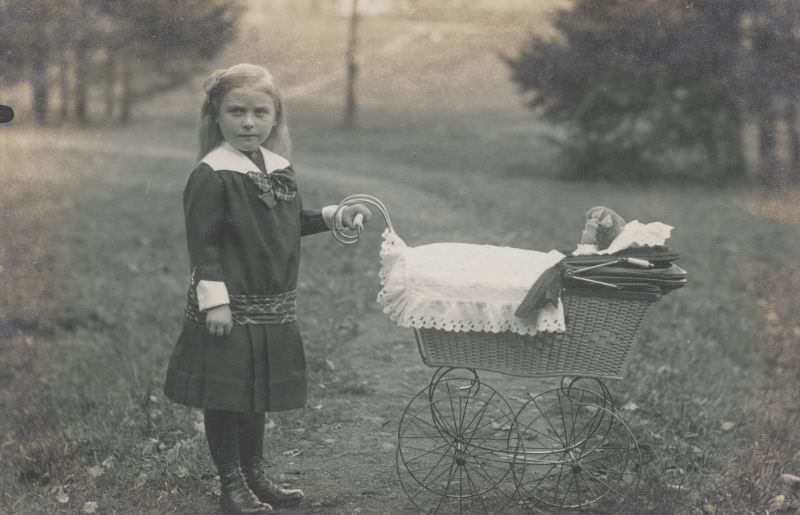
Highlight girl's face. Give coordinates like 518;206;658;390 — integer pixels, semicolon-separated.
216;87;277;153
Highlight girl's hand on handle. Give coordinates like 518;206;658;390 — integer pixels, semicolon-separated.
341;204;372;231
206;305;233;337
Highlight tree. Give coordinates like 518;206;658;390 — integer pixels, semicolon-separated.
739;1;800;187
0;0;241;125
99;0;241;123
0;0;62;124
505;0;800;183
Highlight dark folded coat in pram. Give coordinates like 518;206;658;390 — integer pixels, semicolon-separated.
515;246;687;319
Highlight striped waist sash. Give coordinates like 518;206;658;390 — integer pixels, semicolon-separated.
185;288;297;325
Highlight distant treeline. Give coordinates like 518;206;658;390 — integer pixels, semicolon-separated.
0;0;241;124
506;0;800;185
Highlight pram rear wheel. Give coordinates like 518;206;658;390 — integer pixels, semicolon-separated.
511;387;641;512
396;373;518;514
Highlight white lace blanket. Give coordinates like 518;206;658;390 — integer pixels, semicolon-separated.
377;230;566;336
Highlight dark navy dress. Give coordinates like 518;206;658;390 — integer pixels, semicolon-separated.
164;142;329;413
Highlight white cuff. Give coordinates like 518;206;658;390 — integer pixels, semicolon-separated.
197;280;229;311
321;205;338;229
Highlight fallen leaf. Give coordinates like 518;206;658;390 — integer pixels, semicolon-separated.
134;472;148;489
55;487;69;504
781;473;800;484
622;401;639;412
325;359;336;371
720;421;735;432
81;501;98;513
768;494;786;511
176;466;189;478
282;448;303;457
101;456;115;469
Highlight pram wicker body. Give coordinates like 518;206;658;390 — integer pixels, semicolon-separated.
414;289;653;380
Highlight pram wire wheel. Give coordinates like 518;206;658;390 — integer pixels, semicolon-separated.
512;386;641;512
396;370;519;514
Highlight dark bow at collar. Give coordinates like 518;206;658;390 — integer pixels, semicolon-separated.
246;167;297;207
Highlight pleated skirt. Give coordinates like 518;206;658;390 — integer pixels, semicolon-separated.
164;320;307;413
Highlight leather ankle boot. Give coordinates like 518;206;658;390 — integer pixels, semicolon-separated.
239;412;304;506
205;410;272;515
219;466;273;515
242;460;304;507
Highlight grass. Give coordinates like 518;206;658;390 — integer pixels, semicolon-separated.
2;114;799;514
2;6;800;515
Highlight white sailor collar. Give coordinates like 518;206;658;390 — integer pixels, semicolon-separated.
200;141;291;175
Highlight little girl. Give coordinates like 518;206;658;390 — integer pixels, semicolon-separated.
163;63;371;515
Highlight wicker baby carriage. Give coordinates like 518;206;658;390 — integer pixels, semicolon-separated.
334;194;686;514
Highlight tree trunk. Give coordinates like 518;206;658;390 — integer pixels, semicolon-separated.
105;51;116;121
785;102;800;183
31;48;49;125
74;41;89;124
758;110;780;190
119;57;132;124
59;48;70;121
718;105;747;181
342;0;359;129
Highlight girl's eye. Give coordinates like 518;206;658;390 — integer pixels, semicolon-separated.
255;109;270;117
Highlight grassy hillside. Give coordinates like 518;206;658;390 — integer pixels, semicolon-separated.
2;6;799;514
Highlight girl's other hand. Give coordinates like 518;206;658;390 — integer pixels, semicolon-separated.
341;204;372;231
206;305;233;337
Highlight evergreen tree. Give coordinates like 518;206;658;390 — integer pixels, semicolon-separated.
505;0;800;182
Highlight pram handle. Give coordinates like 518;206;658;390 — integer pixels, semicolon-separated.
331;194;395;245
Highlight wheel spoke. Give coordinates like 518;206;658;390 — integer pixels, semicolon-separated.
439;461;459;508
574;467;585;509
583;466;626;498
517;411;565;448
532;397;566;447
414;444;453;489
463;391;497;443
402;441;450;458
463;463;493;514
557;471;577;513
557;389;573;447
406;410;445;433
446;382;460;435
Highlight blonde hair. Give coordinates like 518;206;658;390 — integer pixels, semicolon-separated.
198;63;291;160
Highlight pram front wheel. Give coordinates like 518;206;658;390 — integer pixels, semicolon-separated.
511;386;641;512
396;372;519;514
